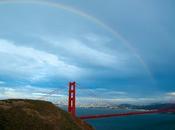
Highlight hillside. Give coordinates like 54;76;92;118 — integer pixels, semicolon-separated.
0;99;94;130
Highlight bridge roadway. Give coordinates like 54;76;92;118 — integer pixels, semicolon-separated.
79;109;175;119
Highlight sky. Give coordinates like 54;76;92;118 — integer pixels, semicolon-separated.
0;0;175;105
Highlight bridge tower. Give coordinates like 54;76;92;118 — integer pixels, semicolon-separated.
68;81;76;117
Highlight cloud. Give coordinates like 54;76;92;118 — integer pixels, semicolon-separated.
83;33;111;44
0;85;47;99
0;81;5;85
166;92;175;96
0;84;174;106
38;34;148;79
77;88;127;98
40;36;129;69
76;90;175;105
0;85;67;103
0;38;84;81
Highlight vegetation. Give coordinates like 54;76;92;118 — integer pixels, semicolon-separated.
0;99;94;130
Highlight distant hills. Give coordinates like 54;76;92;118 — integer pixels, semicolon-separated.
0;99;94;130
116;103;175;110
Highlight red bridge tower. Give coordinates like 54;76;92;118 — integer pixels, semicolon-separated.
68;81;76;117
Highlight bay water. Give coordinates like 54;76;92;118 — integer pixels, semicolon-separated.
76;107;175;130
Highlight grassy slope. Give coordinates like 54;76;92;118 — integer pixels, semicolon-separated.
0;99;94;130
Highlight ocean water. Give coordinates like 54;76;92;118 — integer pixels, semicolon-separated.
76;108;175;130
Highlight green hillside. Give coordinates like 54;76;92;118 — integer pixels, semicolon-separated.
0;99;94;130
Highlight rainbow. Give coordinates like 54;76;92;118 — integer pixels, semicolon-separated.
0;0;155;83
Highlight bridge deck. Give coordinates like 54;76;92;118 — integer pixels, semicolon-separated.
79;109;175;119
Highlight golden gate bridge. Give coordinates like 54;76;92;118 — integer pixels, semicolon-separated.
39;81;175;120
